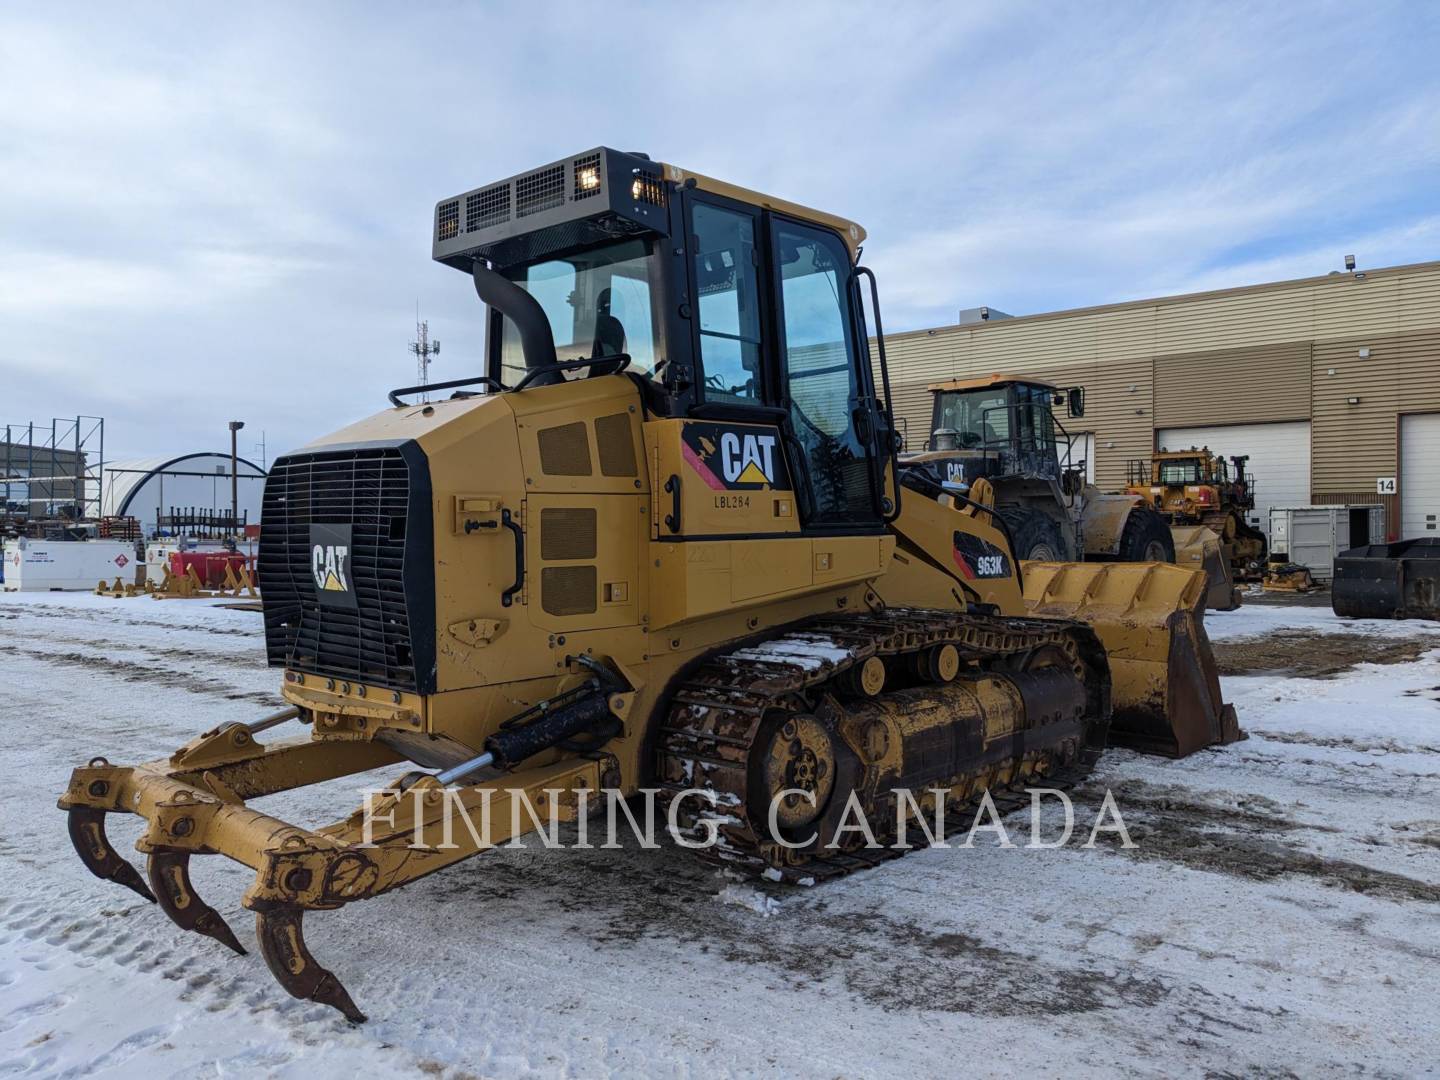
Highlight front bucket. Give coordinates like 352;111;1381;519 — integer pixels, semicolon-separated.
1022;560;1243;757
1169;526;1241;611
1332;539;1440;620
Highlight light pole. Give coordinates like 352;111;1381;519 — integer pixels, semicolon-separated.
228;420;245;534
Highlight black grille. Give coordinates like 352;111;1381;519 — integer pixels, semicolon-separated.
516;164;565;217
436;200;460;242
572;153;602;200
259;445;433;693
466;184;510;232
630;170;666;208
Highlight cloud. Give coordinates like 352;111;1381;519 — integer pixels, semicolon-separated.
0;1;1435;460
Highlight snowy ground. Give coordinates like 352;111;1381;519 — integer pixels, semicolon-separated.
2;592;1439;1078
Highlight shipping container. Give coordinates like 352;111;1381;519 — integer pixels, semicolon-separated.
1269;505;1386;581
2;538;138;591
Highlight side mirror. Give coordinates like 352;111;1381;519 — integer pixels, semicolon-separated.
1067;386;1085;418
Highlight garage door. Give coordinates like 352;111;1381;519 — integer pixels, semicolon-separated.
1061;432;1094;482
1401;413;1440;539
1155;421;1310;540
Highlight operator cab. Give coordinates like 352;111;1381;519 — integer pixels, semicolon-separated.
430;147;900;531
925;375;1085;481
1156;456;1207;485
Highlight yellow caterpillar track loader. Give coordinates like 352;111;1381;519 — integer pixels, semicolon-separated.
59;148;1238;1021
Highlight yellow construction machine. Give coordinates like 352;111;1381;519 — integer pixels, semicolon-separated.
908;377;1240;611
1127;448;1268;583
59;149;1238;1021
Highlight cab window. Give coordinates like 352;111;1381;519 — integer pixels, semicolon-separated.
693;203;763;404
498;238;658;385
935;388;1009;448
1160;460;1201;484
774;220;877;524
1015;384;1056;452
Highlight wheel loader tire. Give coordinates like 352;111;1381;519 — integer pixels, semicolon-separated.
998;507;1067;561
1117;509;1175;563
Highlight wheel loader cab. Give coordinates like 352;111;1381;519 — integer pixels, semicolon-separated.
925;376;1075;483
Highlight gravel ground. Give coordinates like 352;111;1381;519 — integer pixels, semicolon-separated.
1;592;1438;1078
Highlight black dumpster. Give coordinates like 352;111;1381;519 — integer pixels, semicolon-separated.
1331;538;1440;620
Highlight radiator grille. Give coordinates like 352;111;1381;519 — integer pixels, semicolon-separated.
466;184;510;232
594;413;638;477
537;421;592;475
516;164;565;218
541;565;597;615
259;446;424;692
541;507;597;560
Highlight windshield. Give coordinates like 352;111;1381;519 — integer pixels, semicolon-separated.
1158;459;1202;484
498;238;659;385
933;388;1010;448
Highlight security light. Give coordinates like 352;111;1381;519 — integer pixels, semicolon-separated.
1344;254;1356;271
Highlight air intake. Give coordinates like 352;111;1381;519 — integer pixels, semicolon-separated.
537;422;592;476
594;413;638;477
541;507;598;561
541;565;598;616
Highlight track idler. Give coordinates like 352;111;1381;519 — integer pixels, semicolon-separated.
256;906;367;1023
67;806;157;904
147;850;247;956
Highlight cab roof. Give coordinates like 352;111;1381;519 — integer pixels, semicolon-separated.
434;147;868;270
661;162;866;257
926;373;1058;394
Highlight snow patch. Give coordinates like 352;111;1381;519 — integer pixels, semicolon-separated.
718;884;784;917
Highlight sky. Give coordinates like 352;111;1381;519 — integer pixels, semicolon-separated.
1;1;1437;464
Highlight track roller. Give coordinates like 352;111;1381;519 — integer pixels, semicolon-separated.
840;655;887;697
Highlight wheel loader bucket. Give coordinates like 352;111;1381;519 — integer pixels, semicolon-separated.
1332;539;1440;620
1021;560;1243;757
1169;525;1241;611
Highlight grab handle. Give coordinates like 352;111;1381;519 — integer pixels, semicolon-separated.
663;475;682;533
500;509;525;607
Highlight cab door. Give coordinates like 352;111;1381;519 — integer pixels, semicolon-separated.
769;215;884;531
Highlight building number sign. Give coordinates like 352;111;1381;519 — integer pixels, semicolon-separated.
1376;477;1397;495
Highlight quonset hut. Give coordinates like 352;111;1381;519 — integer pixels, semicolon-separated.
101;453;266;538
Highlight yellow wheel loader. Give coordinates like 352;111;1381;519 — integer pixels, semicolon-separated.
59;148;1238;1021
907;377;1240;611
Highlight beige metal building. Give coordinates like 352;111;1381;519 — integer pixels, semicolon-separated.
883;259;1440;542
